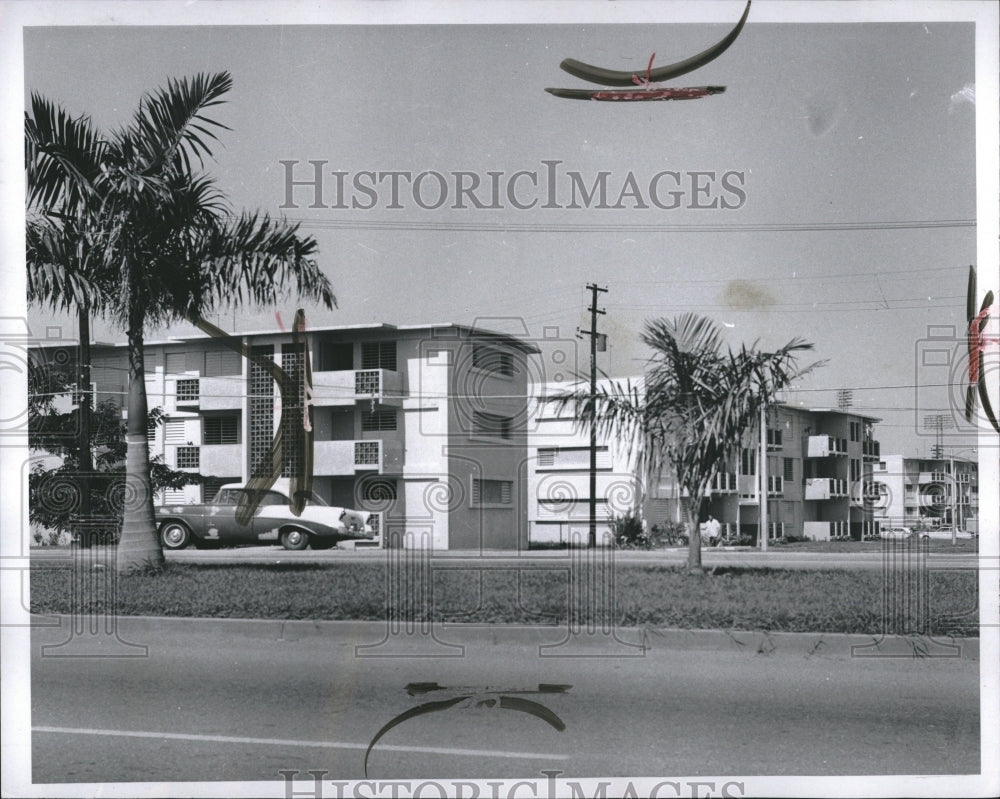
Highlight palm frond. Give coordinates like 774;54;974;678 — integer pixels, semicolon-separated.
194;212;335;312
127;72;234;176
25;93;106;212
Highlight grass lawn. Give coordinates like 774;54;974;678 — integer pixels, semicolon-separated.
29;562;978;636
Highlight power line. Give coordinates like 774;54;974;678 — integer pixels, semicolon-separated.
282;217;976;235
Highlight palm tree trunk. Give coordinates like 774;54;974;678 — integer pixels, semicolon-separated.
116;317;164;573
687;495;703;572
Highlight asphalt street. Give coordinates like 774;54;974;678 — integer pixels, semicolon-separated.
27;616;980;784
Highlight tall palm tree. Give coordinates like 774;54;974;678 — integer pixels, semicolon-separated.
562;314;822;571
26;73;335;573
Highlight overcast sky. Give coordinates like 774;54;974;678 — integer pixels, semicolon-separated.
11;2;993;456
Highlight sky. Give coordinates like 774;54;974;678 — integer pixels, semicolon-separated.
9;2;995;458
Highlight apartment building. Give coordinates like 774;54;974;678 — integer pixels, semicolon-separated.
690;405;883;542
528;386;883;544
527;379;643;544
871;454;979;532
35;323;539;550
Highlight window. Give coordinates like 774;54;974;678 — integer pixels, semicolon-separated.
740;448;756;476
766;428;782;449
165;351;186;375
205;349;242;377
850;459;861;483
318;341;353;371
176;446;200;469
849;421;861;442
204;477;238;503
783;458;795;483
164;419;187;444
203;415;239;445
472;343;514;377
361;341;396;371
472;411;512;439
176;378;199;402
538;448;557;467
362;410;397;431
472;478;513;506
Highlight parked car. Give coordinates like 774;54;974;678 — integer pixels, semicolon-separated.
155;479;376;550
919;526;974;541
880;527;913;540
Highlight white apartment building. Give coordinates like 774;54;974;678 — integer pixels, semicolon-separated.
871;454;979;532
32;322;540;550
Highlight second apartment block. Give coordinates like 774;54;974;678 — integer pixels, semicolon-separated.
86;322;539;550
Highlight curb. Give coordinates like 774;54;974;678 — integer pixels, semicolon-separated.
30;614;980;660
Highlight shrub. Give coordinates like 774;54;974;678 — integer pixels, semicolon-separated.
610;511;648;549
650;521;689;547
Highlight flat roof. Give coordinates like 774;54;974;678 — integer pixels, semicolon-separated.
33;321;541;354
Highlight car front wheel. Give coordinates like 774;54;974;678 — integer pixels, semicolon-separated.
160;522;191;550
280;528;309;551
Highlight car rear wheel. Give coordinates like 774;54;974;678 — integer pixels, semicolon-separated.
310;537;337;550
160;522;191;550
280;528;309;551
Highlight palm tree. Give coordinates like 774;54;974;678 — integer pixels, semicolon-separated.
562;314;822;571
26;73;335;573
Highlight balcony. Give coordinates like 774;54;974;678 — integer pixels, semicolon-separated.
199;444;243;476
710;472;738;494
862;440;880;461
200;376;244;411
803;520;850;541
918;471;949;484
804;477;848;500
807;435;847;458
313;438;404;476
310;369;404;407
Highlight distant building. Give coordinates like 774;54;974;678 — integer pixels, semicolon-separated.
649;404;882;542
871;455;978;532
528;385;883;544
30;323;539;550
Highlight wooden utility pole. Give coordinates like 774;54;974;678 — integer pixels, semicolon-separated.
579;284;607;548
759;403;768;552
77;304;93;547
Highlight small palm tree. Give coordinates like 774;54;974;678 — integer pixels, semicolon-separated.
27;73;335;573
562;313;822;571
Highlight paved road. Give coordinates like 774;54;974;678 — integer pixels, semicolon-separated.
27;617;980;785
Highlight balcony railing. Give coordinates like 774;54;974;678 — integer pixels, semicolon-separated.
311;368;404;407
804;477;848;500
312;438;404;476
807;435;847;458
918;471;949;484
710;472;738;494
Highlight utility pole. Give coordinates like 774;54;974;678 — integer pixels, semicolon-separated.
759;403;768;552
77;304;93;547
579;284;607;548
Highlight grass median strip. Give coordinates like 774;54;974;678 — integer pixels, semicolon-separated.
29;562;978;636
